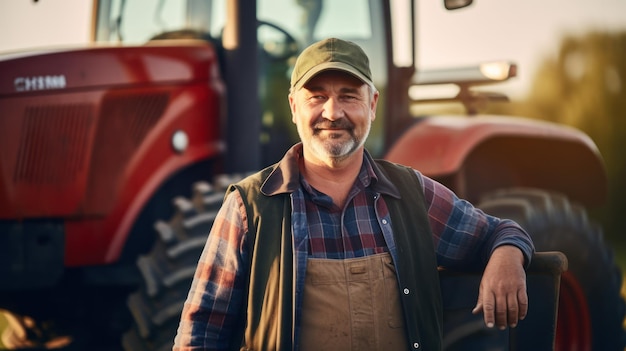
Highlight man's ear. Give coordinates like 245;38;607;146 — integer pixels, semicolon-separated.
289;93;297;123
370;90;379;122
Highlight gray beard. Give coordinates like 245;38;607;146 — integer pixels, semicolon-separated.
313;137;357;160
309;125;370;162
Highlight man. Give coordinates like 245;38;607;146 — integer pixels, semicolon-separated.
174;38;534;351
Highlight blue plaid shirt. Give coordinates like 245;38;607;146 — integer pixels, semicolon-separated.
174;144;534;350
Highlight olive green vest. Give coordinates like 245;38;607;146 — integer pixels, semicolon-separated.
227;160;442;351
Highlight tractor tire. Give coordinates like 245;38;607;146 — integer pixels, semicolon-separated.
122;175;244;351
477;188;626;351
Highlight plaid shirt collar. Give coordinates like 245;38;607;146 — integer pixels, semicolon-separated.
260;143;401;199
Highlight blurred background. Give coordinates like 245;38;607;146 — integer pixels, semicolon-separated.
418;0;626;307
415;0;626;278
1;0;625;347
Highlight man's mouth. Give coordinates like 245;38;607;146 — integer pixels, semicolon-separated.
314;127;349;136
312;119;354;130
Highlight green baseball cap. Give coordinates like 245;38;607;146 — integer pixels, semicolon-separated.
290;38;373;90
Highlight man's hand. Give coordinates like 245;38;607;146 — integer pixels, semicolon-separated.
472;245;528;329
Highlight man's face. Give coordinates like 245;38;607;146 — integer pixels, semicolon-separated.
289;70;378;164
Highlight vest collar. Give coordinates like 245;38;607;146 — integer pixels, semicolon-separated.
261;143;401;199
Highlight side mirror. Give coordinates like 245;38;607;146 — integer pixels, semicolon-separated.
444;0;473;10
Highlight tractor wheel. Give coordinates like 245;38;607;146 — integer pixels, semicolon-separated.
122;175;244;351
477;188;626;351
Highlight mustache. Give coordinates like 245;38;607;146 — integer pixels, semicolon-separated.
312;118;354;130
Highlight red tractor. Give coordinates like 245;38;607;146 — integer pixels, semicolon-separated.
0;0;623;350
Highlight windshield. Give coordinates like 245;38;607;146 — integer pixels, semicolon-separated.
95;0;374;43
94;0;385;77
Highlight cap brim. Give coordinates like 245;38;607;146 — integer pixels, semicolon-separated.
293;62;372;90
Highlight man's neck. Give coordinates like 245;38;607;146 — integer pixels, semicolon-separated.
300;149;364;208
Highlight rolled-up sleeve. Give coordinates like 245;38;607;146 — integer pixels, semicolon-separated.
416;171;534;270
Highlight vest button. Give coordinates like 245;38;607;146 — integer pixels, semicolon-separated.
382;219;388;225
403;288;410;295
413;342;420;349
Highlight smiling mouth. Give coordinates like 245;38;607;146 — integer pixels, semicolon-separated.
315;128;349;136
313;118;354;129
318;127;347;131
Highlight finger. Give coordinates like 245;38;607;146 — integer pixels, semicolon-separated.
480;292;496;329
507;292;519;328
518;288;529;321
472;294;483;315
495;293;508;330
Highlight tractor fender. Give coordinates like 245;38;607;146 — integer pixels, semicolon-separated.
384;115;607;207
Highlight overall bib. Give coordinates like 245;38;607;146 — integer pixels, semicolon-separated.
300;253;408;350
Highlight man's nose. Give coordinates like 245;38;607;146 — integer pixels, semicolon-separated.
322;97;345;121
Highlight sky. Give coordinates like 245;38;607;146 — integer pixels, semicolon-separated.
1;0;626;98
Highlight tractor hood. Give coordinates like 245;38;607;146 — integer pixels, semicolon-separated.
0;40;224;221
0;41;218;97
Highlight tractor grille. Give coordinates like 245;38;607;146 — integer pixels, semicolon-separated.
0;91;169;218
14;104;93;184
